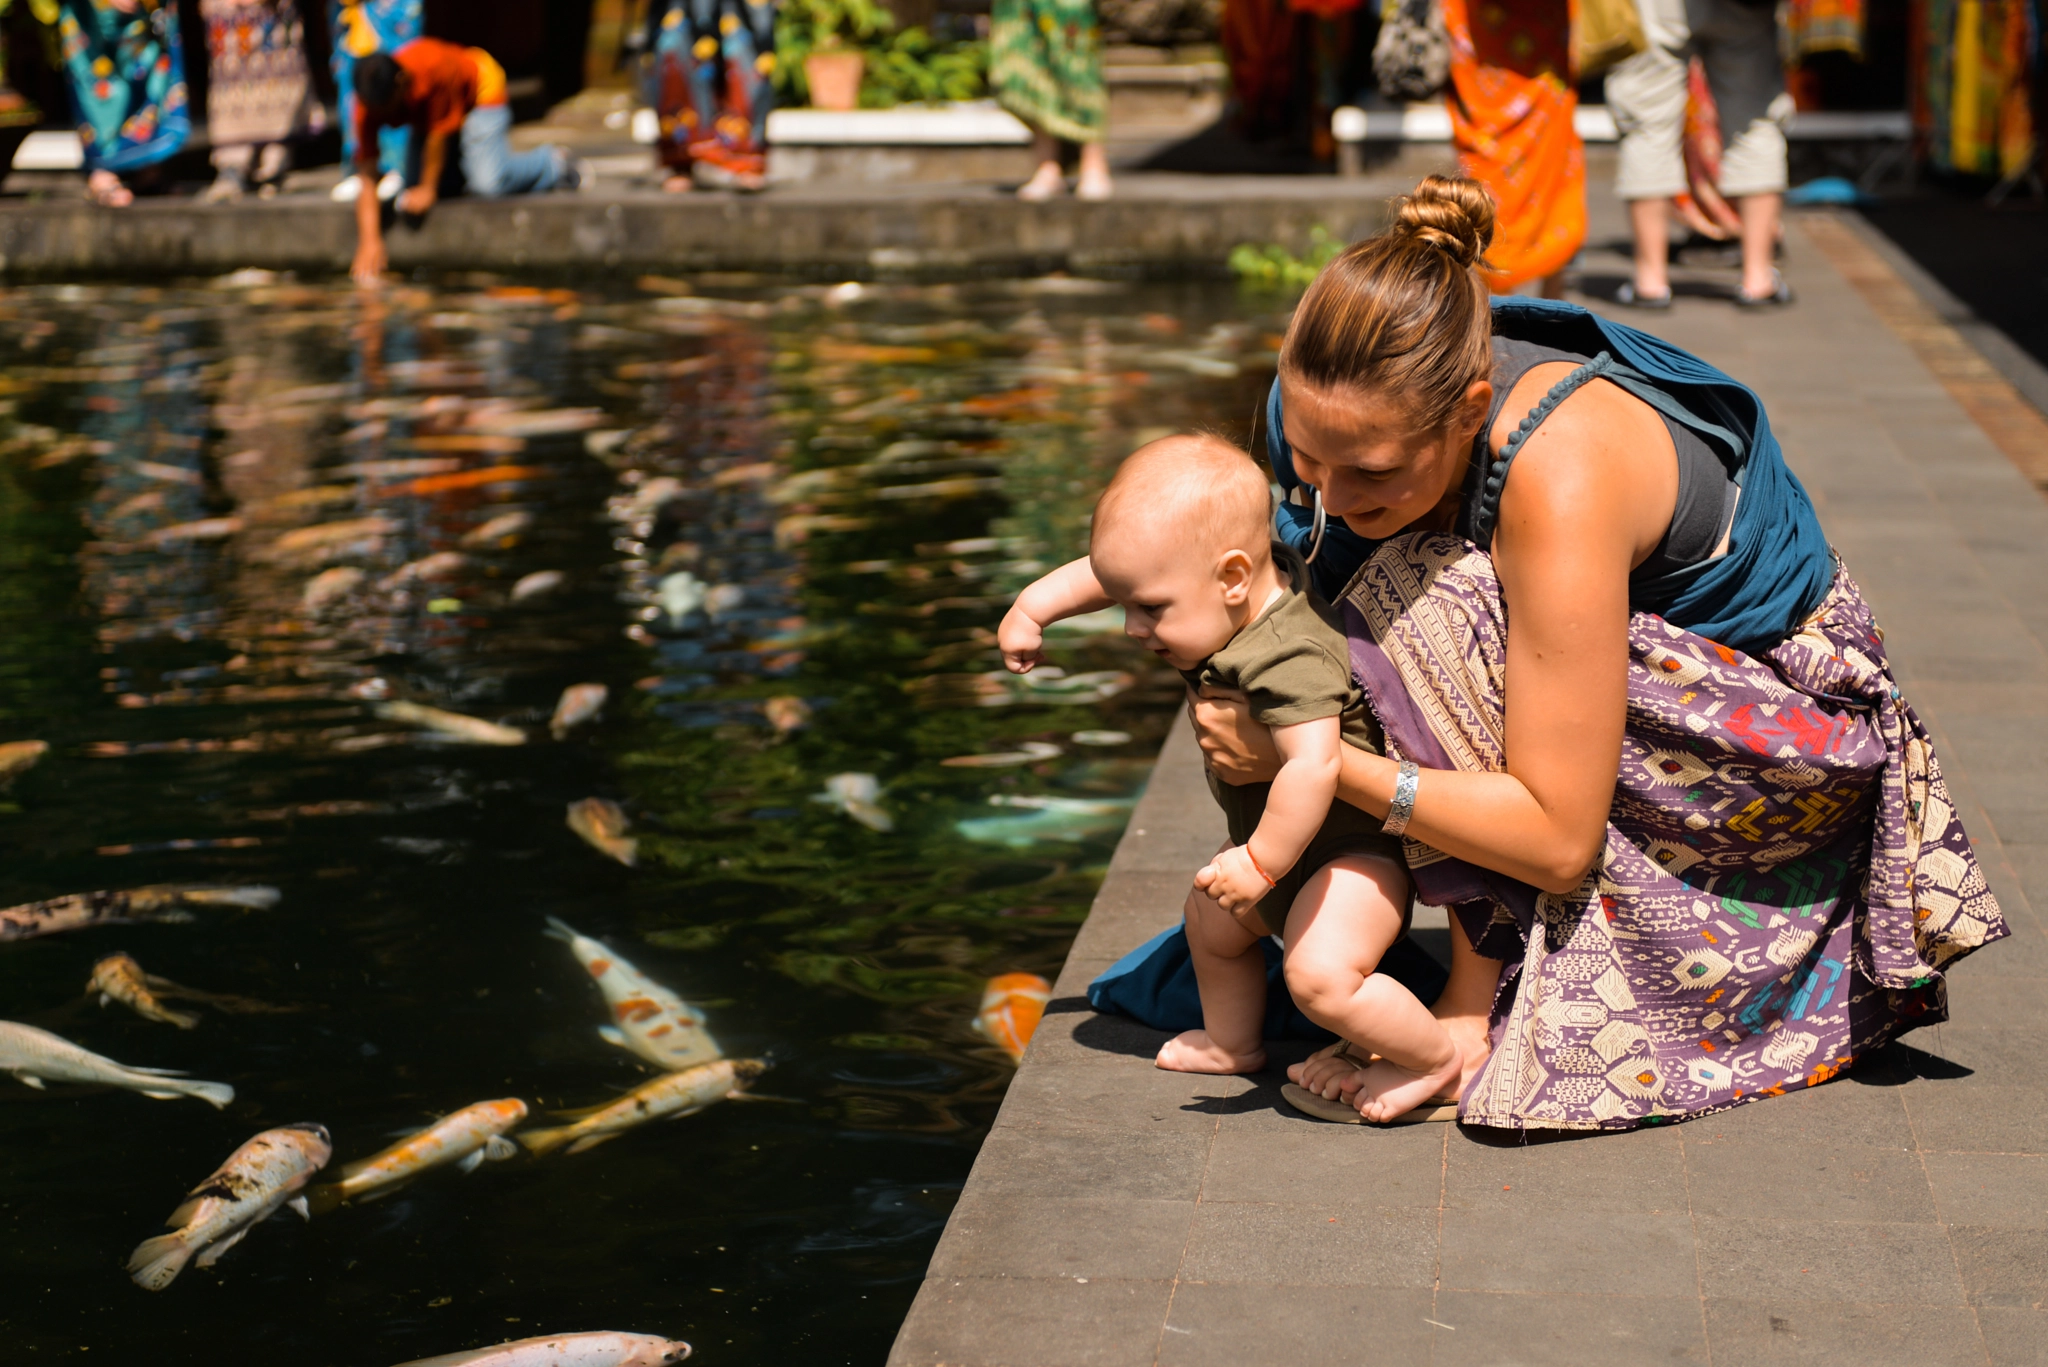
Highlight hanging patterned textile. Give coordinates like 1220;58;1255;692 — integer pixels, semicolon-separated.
1914;0;2038;179
1441;0;1584;291
1784;0;1865;61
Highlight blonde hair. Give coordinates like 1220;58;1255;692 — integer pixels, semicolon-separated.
1093;432;1272;562
1278;175;1497;432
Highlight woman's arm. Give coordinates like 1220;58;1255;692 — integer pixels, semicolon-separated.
1196;377;1672;895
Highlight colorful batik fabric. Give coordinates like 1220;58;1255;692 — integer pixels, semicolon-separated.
1916;0;2038;178
331;0;419;172
1784;0;1865;60
991;0;1109;143
1441;0;1584;291
201;0;322;148
1343;533;2008;1132
58;0;189;172
649;0;776;178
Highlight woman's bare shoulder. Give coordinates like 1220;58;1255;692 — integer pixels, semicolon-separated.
1489;363;1677;557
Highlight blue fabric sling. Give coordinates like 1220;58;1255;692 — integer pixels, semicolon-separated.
1269;297;1833;658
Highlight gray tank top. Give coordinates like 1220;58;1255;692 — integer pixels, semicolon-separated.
1460;337;1739;583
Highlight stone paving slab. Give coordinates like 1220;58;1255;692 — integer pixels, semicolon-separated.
888;207;2048;1366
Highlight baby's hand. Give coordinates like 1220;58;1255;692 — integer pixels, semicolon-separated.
1195;844;1274;916
996;604;1045;674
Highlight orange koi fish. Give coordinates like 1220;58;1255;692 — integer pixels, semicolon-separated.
520;1060;765;1157
973;973;1052;1063
308;1098;528;1213
545;918;721;1069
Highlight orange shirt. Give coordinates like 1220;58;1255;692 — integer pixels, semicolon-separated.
357;38;508;150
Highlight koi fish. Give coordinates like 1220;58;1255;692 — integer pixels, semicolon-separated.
955;795;1135;848
0;884;279;942
761;696;811;733
89;953;200;1029
544;917;720;1070
813;772;892;832
379;551;469;591
519;1059;766;1157
940;742;1062;768
0;1021;233;1107
0;738;48;782
551;684;608;740
656;572;705;625
127;1123;332;1290
376;700;526;746
972;973;1052;1063
461;511;535;549
511;570;564;602
566;798;637;866
390;1330;692;1366
302;566;364;614
307;1098;528;1213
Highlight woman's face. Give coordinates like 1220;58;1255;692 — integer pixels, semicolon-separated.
1279;376;1491;539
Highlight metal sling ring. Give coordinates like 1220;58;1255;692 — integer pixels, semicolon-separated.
1305;484;1327;565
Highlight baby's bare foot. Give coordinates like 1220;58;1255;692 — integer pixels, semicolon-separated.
1287;1042;1372;1099
1353;1050;1463;1124
1155;1029;1266;1075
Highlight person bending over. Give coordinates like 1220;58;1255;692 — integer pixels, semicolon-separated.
349;39;579;286
998;435;1461;1121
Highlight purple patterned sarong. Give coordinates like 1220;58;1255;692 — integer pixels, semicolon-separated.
1343;533;2008;1131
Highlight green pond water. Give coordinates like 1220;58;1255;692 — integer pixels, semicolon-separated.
0;273;1283;1365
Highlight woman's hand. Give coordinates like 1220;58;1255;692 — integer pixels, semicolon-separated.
1187;686;1282;785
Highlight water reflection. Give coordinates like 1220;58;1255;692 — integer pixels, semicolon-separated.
0;272;1281;1363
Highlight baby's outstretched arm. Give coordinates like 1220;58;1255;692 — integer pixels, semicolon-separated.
1198;716;1342;915
998;556;1112;674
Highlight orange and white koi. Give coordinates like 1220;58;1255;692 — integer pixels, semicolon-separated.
0;738;48;782
544;918;719;1069
519;1060;766;1157
972;973;1052;1063
0;884;279;942
308;1098;528;1213
392;1329;692;1366
376;700;525;746
566;798;637;866
89;953;200;1029
551;684;609;740
128;1123;332;1290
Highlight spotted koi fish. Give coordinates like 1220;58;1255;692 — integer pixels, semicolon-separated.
545;918;720;1069
972;973;1052;1063
128;1123;332;1290
89;953;200;1029
519;1059;765;1157
308;1098;528;1213
391;1329;691;1366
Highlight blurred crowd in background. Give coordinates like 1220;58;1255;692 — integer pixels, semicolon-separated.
0;0;2030;215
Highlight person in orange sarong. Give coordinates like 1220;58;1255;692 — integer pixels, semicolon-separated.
1441;0;1585;294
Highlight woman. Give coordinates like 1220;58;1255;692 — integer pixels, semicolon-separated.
1441;0;1582;294
329;0;420;203
991;0;1112;200
647;0;777;193
1194;175;2007;1129
200;0;324;200
58;0;190;206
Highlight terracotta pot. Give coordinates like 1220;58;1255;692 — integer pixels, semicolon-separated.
804;50;866;112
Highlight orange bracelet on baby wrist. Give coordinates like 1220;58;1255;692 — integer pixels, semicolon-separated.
1244;845;1278;889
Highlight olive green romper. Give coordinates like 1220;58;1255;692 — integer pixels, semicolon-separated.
1179;545;1403;938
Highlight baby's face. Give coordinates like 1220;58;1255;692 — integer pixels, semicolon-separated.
1091;529;1245;671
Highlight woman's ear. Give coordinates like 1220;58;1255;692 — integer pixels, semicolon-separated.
1215;548;1255;604
1457;378;1494;448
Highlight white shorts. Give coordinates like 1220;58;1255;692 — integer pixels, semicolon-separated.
1604;0;1790;201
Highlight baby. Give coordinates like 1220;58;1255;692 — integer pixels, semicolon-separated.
998;434;1460;1121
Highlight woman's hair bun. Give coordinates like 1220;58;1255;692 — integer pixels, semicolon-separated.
1393;175;1496;270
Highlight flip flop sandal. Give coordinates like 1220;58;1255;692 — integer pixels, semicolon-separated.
1735;269;1796;309
1614;282;1673;310
1281;1082;1460;1125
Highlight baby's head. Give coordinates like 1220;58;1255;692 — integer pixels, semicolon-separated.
1090;433;1274;670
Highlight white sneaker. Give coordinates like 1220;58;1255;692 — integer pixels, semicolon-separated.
329;174;362;203
376;170;404;201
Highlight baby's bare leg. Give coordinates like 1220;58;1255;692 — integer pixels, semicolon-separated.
1280;856;1460;1122
1156;869;1268;1075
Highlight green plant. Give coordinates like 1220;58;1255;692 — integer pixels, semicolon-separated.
1228;225;1345;291
859;29;988;107
775;0;896;101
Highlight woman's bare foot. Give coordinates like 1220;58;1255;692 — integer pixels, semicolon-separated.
661;173;693;194
1286;1041;1370;1099
1353;1050;1464;1123
87;169;132;208
1016;160;1065;202
1156;1029;1265;1075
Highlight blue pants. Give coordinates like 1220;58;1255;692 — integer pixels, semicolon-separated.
409;104;569;197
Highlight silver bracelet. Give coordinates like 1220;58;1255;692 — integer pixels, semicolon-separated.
1382;760;1419;837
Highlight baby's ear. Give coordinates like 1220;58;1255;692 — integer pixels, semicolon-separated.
1215;547;1256;601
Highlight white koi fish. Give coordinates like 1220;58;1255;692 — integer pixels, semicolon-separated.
0;1021;233;1108
813;772;892;832
376;700;526;746
511;569;564;602
308;1098;528;1213
128;1123;332;1290
545;918;719;1069
391;1330;691;1366
519;1059;765;1157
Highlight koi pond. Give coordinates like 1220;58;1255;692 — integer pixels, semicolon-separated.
0;273;1284;1365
